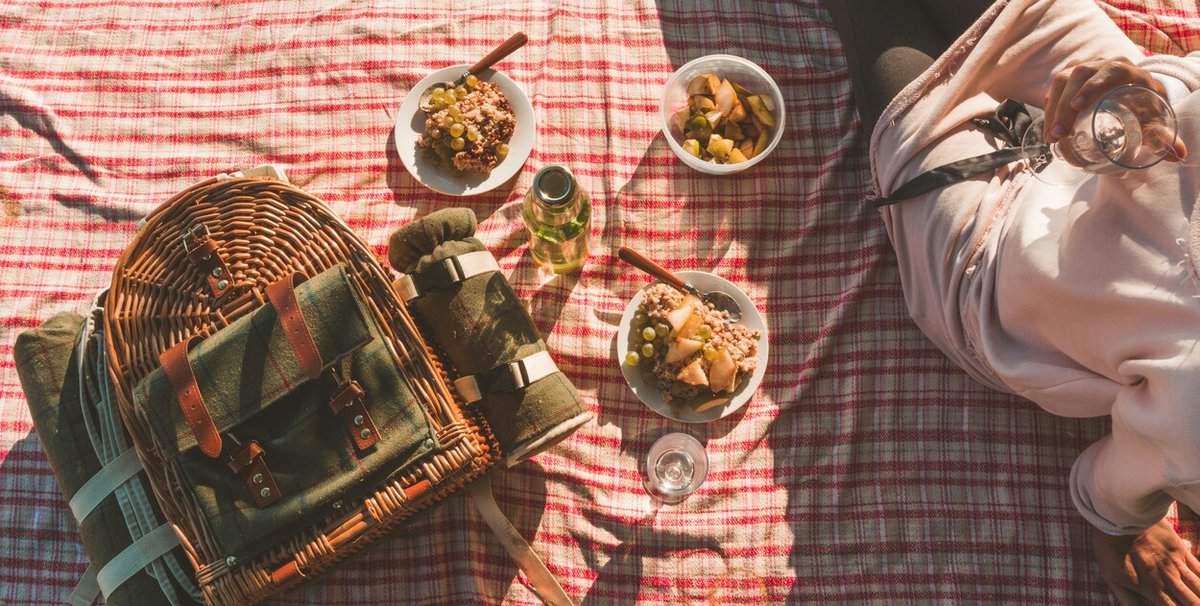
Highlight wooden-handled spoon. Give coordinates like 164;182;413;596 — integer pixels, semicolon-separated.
419;32;528;111
618;246;742;322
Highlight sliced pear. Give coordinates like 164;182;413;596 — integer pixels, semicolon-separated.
669;106;691;134
703;109;724;129
761;95;776;112
728;102;747;123
687;74;718;96
738;137;756;159
708;347;737;393
706;135;733;160
705;74;722;96
675;311;705;340
730;80;753;97
665;338;704;364
677;358;709;387
689;95;716;113
694;397;730;412
682;138;701;158
745;95;775;128
753;129;769;156
665;300;695;332
727;147;748;164
714;79;738;116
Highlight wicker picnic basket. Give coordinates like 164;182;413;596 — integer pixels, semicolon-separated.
102;172;498;605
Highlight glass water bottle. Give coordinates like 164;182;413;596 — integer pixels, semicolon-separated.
522;165;591;274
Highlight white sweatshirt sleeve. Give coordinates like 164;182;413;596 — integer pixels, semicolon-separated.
1141;51;1200;98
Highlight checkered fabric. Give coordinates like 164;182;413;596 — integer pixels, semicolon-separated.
2;1;1199;604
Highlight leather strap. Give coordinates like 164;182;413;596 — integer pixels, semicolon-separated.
182;224;234;298
96;523;180;598
67;564;99;606
265;272;322;380
160;336;222;458
227;440;281;508
397;250;500;303
454;350;559;404
469;475;574;606
328;379;380;451
68;448;142;522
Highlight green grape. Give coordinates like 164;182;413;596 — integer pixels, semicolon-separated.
449;123;465;138
641;326;656;341
455;85;468;98
432;87;445;96
443;89;457;103
702;344;718;361
447;106;462;120
465;74;479;88
496;143;509;158
624;351;640;366
641;343;655;358
429;127;442;139
466;126;480;142
450;137;466;151
438;114;454;127
697;324;712;340
654;323;670;338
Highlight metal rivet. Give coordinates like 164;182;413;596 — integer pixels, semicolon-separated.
260;487;271;498
225;555;237;568
211;267;223;277
353;414;364;426
423;438;434;448
216;279;229;290
359;429;371;440
252;473;263;485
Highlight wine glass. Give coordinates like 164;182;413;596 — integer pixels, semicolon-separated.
644;432;708;505
1020;84;1178;185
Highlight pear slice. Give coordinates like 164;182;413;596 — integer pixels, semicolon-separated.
677;358;709;387
723;120;743;141
665;338;704;364
673;310;703;339
689;95;716;113
708;348;737;393
727;147;748;164
745;95;775;128
714;79;742;119
738;137;756;159
682;138;701;158
687;74;718;96
706;135;733;160
703;109;724;129
730;80;753;97
753;129;769;156
728;101;747;123
669;106;691;134
694;397;730;413
665;300;695;333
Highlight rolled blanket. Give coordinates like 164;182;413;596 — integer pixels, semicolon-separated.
389;208;592;467
15;312;194;606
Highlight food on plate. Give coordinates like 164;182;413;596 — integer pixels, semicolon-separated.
627;283;760;408
670;73;777;165
416;76;515;174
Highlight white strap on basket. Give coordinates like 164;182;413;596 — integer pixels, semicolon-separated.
454;350;559;404
397;250;500;303
468;475;574;606
68;448;143;522
96;523;181;598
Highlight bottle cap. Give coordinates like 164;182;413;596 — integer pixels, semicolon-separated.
533;166;576;206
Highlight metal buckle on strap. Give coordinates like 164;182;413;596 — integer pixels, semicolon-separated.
453;351;559;404
180;223;211;254
397;250;500;303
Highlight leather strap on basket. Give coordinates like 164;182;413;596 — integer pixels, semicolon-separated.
265;272;323;380
182;224;234;299
160;337;222;459
328;374;380;452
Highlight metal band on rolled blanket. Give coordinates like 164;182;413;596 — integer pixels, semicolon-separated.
454;351;560;404
396;250;500;302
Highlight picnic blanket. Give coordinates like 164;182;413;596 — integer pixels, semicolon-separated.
1;1;1198;604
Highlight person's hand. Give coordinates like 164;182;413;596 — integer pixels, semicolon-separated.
1044;57;1188;161
1090;516;1200;605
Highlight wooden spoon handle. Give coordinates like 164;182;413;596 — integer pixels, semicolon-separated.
618;247;689;291
469;32;528;75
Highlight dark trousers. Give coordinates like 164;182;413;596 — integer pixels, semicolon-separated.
824;0;997;135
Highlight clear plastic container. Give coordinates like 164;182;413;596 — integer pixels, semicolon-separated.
659;54;786;175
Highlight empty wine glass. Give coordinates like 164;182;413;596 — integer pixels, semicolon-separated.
1021;84;1178;185
644;432;708;505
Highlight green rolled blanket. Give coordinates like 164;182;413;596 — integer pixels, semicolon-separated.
15;312;195;606
389;208;592;467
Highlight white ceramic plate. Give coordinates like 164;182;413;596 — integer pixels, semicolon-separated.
617;271;769;423
394;65;535;196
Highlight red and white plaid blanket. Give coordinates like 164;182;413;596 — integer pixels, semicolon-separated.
3;1;1199;604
